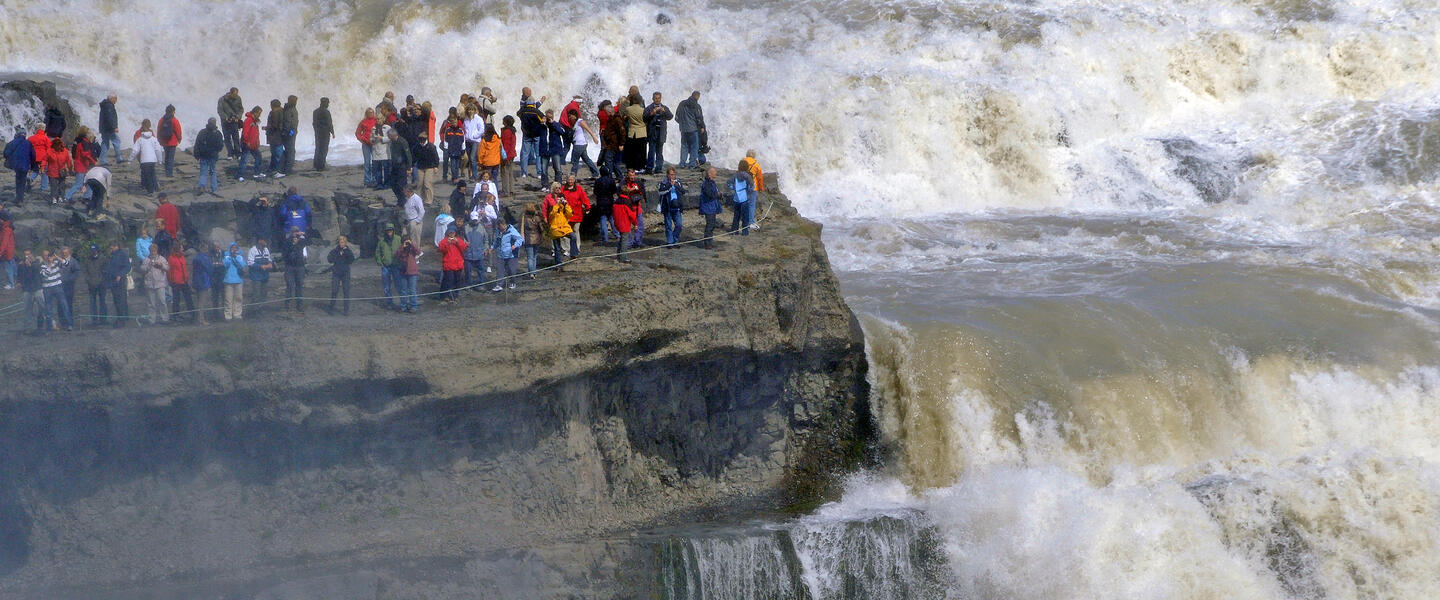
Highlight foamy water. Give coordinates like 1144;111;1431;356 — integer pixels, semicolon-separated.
6;0;1440;597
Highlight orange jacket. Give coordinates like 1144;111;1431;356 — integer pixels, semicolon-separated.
478;135;502;167
743;157;765;192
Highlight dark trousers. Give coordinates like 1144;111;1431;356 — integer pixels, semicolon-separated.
110;284;128;325
703;213;719;248
86;180;106;214
12;169;27;204
313;135;329;170
464;258;485;287
89;285;107;324
390;164;408;204
222;120;241;157
62;282;76;327
646;135;665;172
140;162;158;193
329;273;350;313
552;238;565;267
282;134;297;174
163;146;176;177
284;268;304;309
210;283;224;320
440;269;462;300
170;283;195;322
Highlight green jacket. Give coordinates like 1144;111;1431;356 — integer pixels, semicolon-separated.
375;232;401;267
282;102;300;134
218;93;245;122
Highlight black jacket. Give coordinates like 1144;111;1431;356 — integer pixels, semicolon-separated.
415;143;440;170
194;126;224;160
102;249;131;287
283;236;309;267
313;107;333;138
16;260;40;292
327;245;355;278
99;99;118;133
518;102;544;138
44;107;66;138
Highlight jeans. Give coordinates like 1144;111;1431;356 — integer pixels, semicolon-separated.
269;143;285;174
140;163;158;193
380;264;397;307
109;284;129;325
604;150;623;180
198;158;219;192
540;154;562;187
163;146;177;177
46;287;71;330
552;238;565;267
631;213;645;248
222;120;241;157
402;274;419;310
464;258;485;287
646;135;666;172
0;259;14;288
284;267;304;309
679;131;704;167
524;245;538;273
663;210;684;245
86;180;106;214
569;226;581;257
329;273;350;313
465;141;478;179
238;148;262;179
29;171;49;192
362;144;374;186
519;137;539;177
569;144;598;176
372;159;389;188
12;169;27;204
100;132;121;165
64;176;89;203
598;214;618;243
732;201;754;235
89;285;107;324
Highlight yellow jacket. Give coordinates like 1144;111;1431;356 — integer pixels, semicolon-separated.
546;200;574;238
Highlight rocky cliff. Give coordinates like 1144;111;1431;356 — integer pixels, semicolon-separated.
0;153;874;598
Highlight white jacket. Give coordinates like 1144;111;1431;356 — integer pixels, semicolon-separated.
463;115;484;143
130;131;162;164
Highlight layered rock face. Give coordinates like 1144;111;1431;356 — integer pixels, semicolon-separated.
0;157;874;598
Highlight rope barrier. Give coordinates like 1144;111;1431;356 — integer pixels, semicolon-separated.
6;191;777;324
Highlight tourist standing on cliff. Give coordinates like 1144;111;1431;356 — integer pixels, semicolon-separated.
356;109;376;186
623;93;648;173
82;243;106;325
478;123;502;188
131;127;161;194
742;150;766;192
247;238;273;318
621;170;646;249
676;92;706;169
376;222;401;310
28;124;51;193
463;105;483;179
539;110;565;189
102;241;130;327
436;225;467;302
593;170;618;243
611;183;636;264
561;176;590;257
45;138;72;206
58;246;79;331
5;128;35;205
493;218;522;291
313;97;334;171
463;215;490;290
644;92;672;174
265;99;286;179
517;88;545;180
281;95;300;175
730;162;757;235
282;227;309;313
440;109;466;182
190;243;212;325
168;244;195;324
222;242;246;321
194;118;224;194
544;185;573;271
39;250;66;332
395;236;420;313
218;88;244;160
415;133;441;206
98;94;121;165
403;186;425;248
699;167;721;248
16;250;41;331
327;235;355;315
499;116;517;197
371;122;391;190
568;107;600;178
156;105;182;178
238;107;263;181
388;129;414;204
139;245;169;325
155;194;180;239
658;168;686;246
0;209;16;289
599;100;624;179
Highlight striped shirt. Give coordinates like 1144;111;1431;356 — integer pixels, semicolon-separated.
40;262;62;288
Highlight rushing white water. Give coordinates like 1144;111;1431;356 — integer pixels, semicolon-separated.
7;0;1440;597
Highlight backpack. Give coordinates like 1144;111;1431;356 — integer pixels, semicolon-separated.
157;117;175;141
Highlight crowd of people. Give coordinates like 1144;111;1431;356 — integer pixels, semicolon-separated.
0;84;772;333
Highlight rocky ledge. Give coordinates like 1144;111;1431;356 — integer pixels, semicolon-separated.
0;144;875;598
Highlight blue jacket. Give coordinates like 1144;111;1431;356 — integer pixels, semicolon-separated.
281;194;311;234
4;134;34;171
657;178;686;213
464;227;490;260
191;251;214;290
221;252;247;284
540;122;567;158
135;236;153;260
102;248;131;287
699;178;721;215
730;173;755;205
495;225;523;259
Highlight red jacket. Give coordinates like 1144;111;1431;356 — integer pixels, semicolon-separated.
500;128;516;162
560;185;590;223
559;100;582;128
158;116;182;147
0;220;14;261
437;236;467;271
45;148;71;179
242;114;261;150
597;108;610;130
155;202;180;236
612;202;636;234
72;142;96;173
167;253;188;285
355;117;375;144
27;132;49;169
